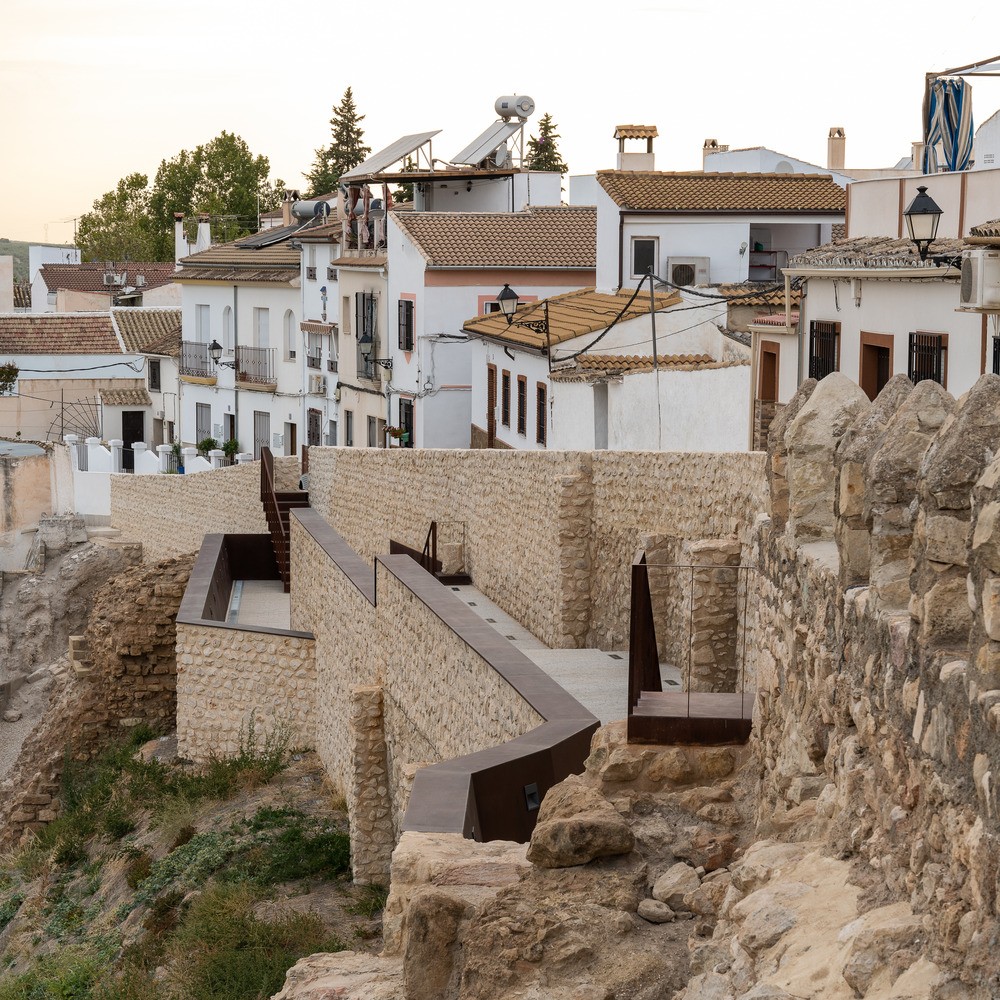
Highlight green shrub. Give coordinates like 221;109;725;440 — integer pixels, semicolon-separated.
166;884;344;1000
348;882;388;919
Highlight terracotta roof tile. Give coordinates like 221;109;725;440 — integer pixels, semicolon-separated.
715;284;801;306
463;287;680;350
596;171;846;213
111;308;181;357
179;241;299;268
334;255;388;268
392;207;596;269
614;125;659;140
788;235;965;268
551;355;747;382
101;388;151;406
751;312;800;327
0;313;121;354
13;282;30;309
38;262;175;294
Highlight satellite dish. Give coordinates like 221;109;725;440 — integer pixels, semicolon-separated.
493;146;508;167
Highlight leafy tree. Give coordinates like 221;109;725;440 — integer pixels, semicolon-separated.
526;113;568;174
78;133;285;261
77;173;159;262
0;362;18;395
306;87;372;196
392;156;417;205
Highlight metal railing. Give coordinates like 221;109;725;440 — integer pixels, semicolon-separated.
306;351;323;370
180;340;214;378
236;345;276;385
260;447;309;592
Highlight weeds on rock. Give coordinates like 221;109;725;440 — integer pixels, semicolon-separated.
348;882;389;919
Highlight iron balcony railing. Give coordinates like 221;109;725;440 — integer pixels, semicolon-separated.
180;340;214;379
236;345;276;385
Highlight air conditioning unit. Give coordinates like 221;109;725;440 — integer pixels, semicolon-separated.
667;257;711;287
960;249;1000;310
102;273;115;286
153;409;164;420
135;274;146;287
309;374;327;394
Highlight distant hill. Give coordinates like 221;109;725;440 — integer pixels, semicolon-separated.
0;238;77;282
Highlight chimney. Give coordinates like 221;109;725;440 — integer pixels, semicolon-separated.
703;138;728;168
173;212;188;265
614;125;658;171
911;140;926;171
827;127;846;171
282;190;295;227
195;213;212;254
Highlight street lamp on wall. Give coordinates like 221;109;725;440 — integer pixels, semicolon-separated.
358;330;393;370
208;339;236;369
495;284;549;336
903;185;943;261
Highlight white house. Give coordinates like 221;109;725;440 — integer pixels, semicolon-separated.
593;169;845;294
750;167;1000;444
385;206;597;448
31;262;177;313
463;287;748;452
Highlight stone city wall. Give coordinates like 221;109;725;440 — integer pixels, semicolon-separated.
306;448;768;652
287;510;550;882
175;623;316;761
110;457;300;560
586;450;768;652
751;372;1000;995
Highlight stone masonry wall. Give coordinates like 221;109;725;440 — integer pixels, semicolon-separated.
286;513;548;883
587;451;768;651
752;373;1000;995
175;622;315;761
110;457;300;560
306;448;768;652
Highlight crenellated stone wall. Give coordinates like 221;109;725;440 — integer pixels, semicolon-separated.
109;457;301;560
753;372;1000;995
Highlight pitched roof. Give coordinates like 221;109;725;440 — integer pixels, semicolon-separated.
788;235;966;268
0;313;122;355
13;282;30;309
174;239;299;284
715;284;802;307
334;255;388;269
596;171;846;213
111;308;181;357
968;219;1000;246
551;354;747;382
463;287;680;351
37;262;175;294
750;312;800;327
392;207;596;269
100;388;152;406
614;125;658;140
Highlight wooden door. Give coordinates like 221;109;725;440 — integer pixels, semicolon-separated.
121;410;144;471
486;364;497;447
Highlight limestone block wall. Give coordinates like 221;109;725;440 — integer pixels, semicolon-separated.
110;456;300;560
175;623;316;760
306;448;769;654
587;451;768;651
306;448;584;648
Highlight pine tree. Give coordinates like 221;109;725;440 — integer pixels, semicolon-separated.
305;87;373;196
526;113;568;174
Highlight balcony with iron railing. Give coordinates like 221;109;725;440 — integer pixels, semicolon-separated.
236;345;277;390
306;350;323;370
179;341;215;381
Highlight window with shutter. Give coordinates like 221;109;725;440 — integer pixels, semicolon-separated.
398;299;414;351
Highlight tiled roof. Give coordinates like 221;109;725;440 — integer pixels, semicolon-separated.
334;255;388;268
101;388;152;406
173;266;300;284
297;221;342;242
392;207;596;268
37;262;175;294
463;287;680;350
788;235;966;268
596;171;846;213
13;282;30;309
968;219;1000;245
614;125;658;140
179;241;298;267
0;313;122;354
715;284;801;306
751;312;800;327
551;355;747;382
111;308;181;357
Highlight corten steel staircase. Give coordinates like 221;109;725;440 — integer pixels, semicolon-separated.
260;447;310;592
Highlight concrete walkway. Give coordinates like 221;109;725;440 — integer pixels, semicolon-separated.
451;584;681;725
229;579;291;629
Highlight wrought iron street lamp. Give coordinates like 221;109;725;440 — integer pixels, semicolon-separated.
358;331;393;370
903;186;943;261
208;339;236;369
495;284;549;336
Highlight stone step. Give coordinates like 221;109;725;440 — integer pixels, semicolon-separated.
71;661;94;677
69;635;89;653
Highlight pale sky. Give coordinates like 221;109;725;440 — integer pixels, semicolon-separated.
3;0;1000;245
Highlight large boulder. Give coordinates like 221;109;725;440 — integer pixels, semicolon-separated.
526;777;634;868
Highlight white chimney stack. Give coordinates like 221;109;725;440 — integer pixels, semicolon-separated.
828;127;846;171
195;214;212;254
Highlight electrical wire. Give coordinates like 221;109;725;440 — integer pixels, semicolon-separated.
14;359;145;374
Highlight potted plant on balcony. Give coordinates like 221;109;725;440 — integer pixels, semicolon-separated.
223;438;240;463
198;436;219;457
386;426;406;446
